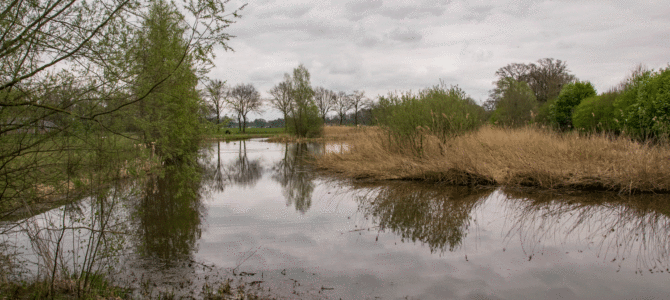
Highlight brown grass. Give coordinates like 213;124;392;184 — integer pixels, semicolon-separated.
315;125;670;193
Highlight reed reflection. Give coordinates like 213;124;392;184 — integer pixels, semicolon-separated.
502;188;670;273
356;182;492;253
272;143;320;214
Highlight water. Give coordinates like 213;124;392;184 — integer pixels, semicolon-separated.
2;139;670;299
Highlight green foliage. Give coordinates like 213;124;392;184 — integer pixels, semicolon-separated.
551;81;597;130
287;65;323;138
373;83;485;155
489;79;538;127
613;67;670;139
131;0;205;163
534;98;557;127
572;92;619;132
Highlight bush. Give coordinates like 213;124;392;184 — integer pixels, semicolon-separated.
287;102;323;138
534;98;557;127
572;92;618;132
373;83;485;155
613;67;670;140
551;81;596;130
489;79;538;127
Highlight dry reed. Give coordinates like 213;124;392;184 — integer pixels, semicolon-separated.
315;126;670;193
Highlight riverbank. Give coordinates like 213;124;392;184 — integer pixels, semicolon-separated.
205;127;285;141
314;126;670;194
265;125;367;143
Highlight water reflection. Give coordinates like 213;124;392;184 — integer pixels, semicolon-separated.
132;165;204;265
502;188;670;273
271;143;321;214
355;182;492;253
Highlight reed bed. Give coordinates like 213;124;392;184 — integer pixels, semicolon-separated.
315;126;670;193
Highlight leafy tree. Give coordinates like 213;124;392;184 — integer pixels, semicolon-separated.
613;67;670;139
550;81;596;130
489;78;538;127
228;83;262;133
205;79;228;132
0;0;243;210
131;0;205;163
287;65;321;137
572;92;619;132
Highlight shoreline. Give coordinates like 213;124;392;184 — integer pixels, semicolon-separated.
313;126;670;194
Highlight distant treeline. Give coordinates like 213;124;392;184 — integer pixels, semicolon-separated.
369;58;670;146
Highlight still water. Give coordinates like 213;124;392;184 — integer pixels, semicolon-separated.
3;139;670;299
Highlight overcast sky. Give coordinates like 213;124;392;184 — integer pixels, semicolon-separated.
208;0;670;120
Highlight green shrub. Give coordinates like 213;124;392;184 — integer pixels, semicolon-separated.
489;79;538;127
287;102;323;138
373;83;485;155
572;92;618;132
534;98;557;127
613;67;670;140
551;81;597;130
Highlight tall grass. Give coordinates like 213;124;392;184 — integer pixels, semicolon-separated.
316;126;670;193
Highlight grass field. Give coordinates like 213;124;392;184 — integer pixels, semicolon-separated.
315;125;670;194
206;127;286;141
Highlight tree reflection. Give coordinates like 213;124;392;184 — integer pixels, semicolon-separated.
201;141;227;193
502;188;670;273
133;164;204;265
356;182;492;253
201;141;263;193
226;141;262;188
272;143;320;213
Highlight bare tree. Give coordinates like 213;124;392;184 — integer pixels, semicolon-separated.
313;86;336;122
268;74;293;130
228;83;262;133
205;79;228;131
526;58;576;103
489;58;576;108
334;91;353;125
350;90;368;126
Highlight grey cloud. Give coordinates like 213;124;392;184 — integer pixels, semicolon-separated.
257;5;312;19
328;58;361;75
379;5;447;19
358;35;381;47
345;0;384;21
464;5;494;22
388;27;422;43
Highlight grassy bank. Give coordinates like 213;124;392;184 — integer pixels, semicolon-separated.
315;126;670;193
206;128;285;141
266;125;366;143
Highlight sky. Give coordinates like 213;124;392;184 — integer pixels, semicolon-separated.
207;0;670;120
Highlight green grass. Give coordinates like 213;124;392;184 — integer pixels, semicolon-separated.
206;127;286;141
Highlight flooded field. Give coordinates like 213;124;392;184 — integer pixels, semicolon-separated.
3;139;670;299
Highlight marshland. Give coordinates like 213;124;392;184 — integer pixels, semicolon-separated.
3;0;670;299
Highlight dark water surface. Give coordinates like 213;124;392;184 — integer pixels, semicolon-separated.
3;139;670;299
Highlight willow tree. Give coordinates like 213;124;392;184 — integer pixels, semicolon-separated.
131;1;205;164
